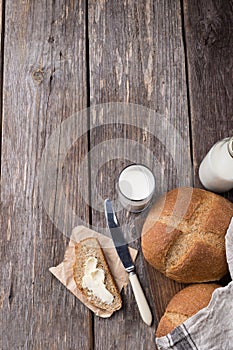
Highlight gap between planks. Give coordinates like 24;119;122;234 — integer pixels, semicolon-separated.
0;0;6;180
85;0;95;349
180;0;194;186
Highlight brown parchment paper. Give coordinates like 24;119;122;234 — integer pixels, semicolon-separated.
49;225;138;318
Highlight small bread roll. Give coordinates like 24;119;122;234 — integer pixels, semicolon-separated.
142;187;233;283
156;283;220;337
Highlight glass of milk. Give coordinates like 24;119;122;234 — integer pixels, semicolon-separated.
117;164;155;212
199;136;233;193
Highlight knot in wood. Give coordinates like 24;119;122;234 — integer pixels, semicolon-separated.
48;36;54;44
197;14;230;49
32;68;44;84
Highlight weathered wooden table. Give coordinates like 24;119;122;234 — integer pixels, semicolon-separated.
1;1;232;349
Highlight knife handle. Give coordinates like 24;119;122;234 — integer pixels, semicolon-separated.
129;272;152;326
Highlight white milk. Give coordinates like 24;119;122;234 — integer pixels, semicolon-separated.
199;137;233;192
118;165;155;212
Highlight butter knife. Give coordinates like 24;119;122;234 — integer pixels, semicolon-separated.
104;198;152;326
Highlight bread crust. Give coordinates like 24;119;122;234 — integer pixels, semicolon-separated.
156;283;220;337
142;187;233;283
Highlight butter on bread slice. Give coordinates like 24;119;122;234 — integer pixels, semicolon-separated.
73;237;122;313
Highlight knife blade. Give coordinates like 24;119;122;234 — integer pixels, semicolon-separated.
104;198;152;326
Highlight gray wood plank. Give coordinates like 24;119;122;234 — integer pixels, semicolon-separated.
0;0;3;162
0;1;92;349
183;0;233;201
88;0;192;348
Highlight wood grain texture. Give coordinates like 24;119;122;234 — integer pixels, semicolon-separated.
0;1;92;349
0;0;3;164
183;0;233;201
1;0;231;349
88;0;192;348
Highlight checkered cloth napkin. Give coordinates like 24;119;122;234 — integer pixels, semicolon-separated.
156;218;233;350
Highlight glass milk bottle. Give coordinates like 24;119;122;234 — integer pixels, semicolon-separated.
199;137;233;193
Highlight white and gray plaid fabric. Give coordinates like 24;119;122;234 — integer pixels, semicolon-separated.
156;218;233;350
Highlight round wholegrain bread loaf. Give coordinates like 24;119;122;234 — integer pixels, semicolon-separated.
156;283;220;337
141;187;233;283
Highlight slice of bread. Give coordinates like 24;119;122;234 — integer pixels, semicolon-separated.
73;237;122;313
